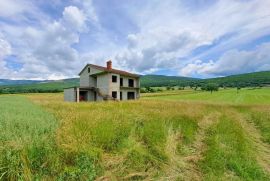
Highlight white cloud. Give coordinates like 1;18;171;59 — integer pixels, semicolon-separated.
80;0;98;22
0;0;29;17
0;0;270;79
0;4;89;79
0;38;11;58
180;43;270;77
62;6;87;31
113;0;270;74
17;21;83;79
0;36;12;76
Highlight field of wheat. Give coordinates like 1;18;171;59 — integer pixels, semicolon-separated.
0;88;270;180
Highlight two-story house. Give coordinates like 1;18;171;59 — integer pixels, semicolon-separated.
64;61;140;102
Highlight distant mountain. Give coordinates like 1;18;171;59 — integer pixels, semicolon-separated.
0;78;79;93
0;71;269;94
0;79;44;85
141;75;199;87
201;71;270;87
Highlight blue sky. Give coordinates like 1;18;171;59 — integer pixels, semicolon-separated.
0;0;270;79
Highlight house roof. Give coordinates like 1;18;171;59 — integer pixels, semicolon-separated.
78;63;140;78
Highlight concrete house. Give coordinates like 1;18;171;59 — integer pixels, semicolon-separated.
64;61;140;102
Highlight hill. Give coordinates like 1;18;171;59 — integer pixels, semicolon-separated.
0;71;270;94
201;71;270;87
0;78;79;94
141;74;198;87
0;79;44;85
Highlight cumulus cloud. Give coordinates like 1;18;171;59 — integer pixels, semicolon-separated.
115;28;208;74
0;4;89;79
0;0;270;79
180;43;270;77
62;6;87;31
113;0;270;74
16;7;87;79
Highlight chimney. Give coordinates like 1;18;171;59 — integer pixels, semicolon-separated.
107;60;112;70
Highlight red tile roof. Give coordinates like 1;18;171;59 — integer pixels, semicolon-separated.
79;64;140;78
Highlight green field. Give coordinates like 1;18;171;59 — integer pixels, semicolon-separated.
1;88;270;180
143;88;270;105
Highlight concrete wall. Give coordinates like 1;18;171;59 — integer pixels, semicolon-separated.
121;76;140;88
109;73;120;99
120;89;128;100
80;69;90;87
119;88;140;100
64;88;76;102
97;73;109;97
80;65;102;87
119;76;140;100
87;90;95;101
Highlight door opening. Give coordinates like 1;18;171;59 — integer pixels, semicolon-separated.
127;92;135;100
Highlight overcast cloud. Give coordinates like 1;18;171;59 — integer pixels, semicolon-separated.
0;0;270;79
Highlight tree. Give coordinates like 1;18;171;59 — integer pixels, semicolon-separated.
203;83;219;93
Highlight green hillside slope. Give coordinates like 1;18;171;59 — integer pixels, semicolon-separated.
0;78;79;93
0;79;43;85
0;71;269;94
202;71;270;87
141;75;198;87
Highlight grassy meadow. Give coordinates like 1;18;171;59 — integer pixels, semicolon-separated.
0;88;270;180
143;88;270;105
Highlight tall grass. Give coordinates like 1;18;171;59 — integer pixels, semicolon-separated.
1;92;270;180
200;115;269;180
28;94;205;179
0;96;58;180
0;96;101;180
248;108;270;144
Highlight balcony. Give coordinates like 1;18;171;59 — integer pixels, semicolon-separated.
120;86;140;89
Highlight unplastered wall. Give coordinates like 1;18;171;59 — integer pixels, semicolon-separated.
97;73;109;96
80;69;90;87
121;76;139;87
64;88;76;102
87;90;95;101
109;73;120;99
120;89;139;100
80;65;103;87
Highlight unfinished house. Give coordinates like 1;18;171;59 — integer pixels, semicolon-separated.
64;61;140;102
